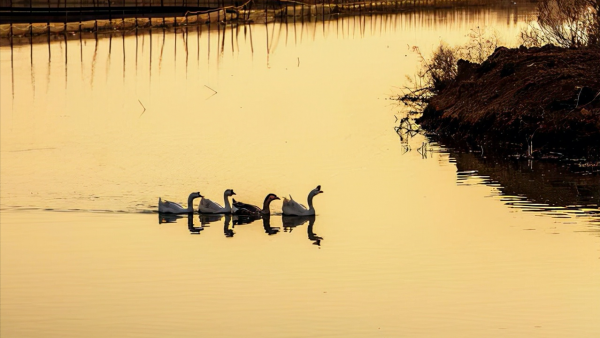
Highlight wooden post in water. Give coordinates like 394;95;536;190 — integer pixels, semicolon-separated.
122;30;125;76
149;28;152;78
10;29;14;101
29;28;33;65
64;31;68;65
196;18;200;59
79;23;83;62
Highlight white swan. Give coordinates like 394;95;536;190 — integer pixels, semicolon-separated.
158;192;203;214
282;185;323;216
233;193;281;215
198;189;236;214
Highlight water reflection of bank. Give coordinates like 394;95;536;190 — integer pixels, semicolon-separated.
396;109;599;223
445;146;598;221
453;152;599;208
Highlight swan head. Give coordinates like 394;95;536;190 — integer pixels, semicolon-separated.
310;185;323;197
264;193;280;204
225;189;236;197
191;192;203;198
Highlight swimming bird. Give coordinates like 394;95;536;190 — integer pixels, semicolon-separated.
282;185;323;216
158;192;203;214
233;193;281;215
198;189;236;214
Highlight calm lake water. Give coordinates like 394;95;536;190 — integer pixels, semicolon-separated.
1;6;599;338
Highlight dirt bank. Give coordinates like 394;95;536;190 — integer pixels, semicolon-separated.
417;45;600;160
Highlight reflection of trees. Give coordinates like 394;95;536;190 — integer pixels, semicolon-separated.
394;115;436;158
395;116;421;154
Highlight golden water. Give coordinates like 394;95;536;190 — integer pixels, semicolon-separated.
2;7;599;338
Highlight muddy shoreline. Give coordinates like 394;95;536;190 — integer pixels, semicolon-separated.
417;45;600;161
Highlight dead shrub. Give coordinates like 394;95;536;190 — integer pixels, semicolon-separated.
521;0;600;48
397;27;500;114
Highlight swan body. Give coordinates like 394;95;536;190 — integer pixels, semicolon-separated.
158;192;203;214
282;185;323;216
233;193;280;215
198;189;236;214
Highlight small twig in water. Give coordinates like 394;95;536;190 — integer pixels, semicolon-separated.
205;85;218;99
138;99;146;117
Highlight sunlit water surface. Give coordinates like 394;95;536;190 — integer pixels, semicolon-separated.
2;6;599;338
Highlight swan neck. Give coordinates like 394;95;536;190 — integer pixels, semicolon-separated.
223;193;231;210
186;194;196;211
262;199;272;214
307;193;315;211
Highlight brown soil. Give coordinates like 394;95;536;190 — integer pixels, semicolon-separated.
418;45;600;160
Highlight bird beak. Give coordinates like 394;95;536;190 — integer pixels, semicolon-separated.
232;191;236;195
274;196;281;200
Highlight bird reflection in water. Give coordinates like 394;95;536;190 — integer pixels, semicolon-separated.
224;214;262;237
223;214;234;237
159;212;321;242
196;214;224;234
158;212;204;234
261;215;280;235
198;214;223;226
282;215;323;246
233;215;261;226
158;213;184;224
187;212;204;234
